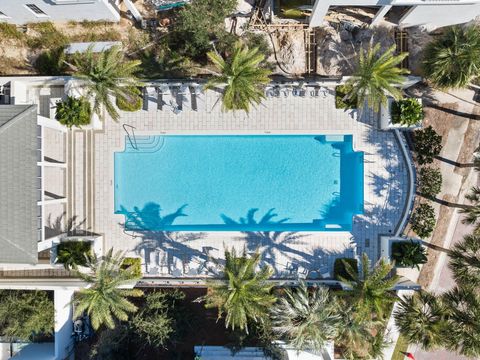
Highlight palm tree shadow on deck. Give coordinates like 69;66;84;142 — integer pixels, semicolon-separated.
221;208;349;272
118;202;209;265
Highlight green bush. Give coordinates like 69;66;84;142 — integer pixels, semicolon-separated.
172;0;237;59
0;23;24;41
56;241;92;269
417;167;442;198
116;89;142;112
410;203;436;239
55;96;91;128
391;240;428;269
334;258;358;281
27;22;68;49
391;98;423;126
121;257;142;278
335;84;357;109
413;126;443;165
34;47;68;75
0;290;54;341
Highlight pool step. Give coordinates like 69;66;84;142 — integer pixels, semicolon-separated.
124;135;165;153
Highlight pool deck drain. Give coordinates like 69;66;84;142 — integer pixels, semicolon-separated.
92;88;408;277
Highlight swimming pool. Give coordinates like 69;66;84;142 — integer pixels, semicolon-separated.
114;135;364;232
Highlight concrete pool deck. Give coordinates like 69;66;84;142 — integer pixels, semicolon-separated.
91;86;409;277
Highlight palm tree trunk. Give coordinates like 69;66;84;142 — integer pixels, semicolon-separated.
417;193;474;209
420;240;452;255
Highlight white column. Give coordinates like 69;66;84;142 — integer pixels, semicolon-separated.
54;290;74;360
370;5;392;26
309;0;330;27
38;161;67;169
38;115;68;133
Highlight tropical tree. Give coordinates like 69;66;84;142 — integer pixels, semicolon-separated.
335;305;380;359
72;248;143;330
423;25;480;89
197;248;275;333
270;282;340;352
442;287;480;357
417;167;442;199
412;126;443;165
345;44;409;111
394;291;447;350
448;234;480;288
0;290;54;341
459;186;480;233
71;45;142;121
410;203;437;239
340;253;398;320
205;42;271;112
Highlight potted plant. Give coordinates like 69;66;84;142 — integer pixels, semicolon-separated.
391;239;427;269
335;84;357;110
116;87;142;112
333;257;358;281
391;98;423;126
56;240;93;269
121;257;142;277
55;96;91;128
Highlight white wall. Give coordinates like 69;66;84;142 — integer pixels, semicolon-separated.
0;0;120;24
54;290;74;360
399;3;480;28
309;0;480;28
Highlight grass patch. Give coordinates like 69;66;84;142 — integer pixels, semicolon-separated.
70;29;122;43
0;23;24;41
391;335;409;360
27;22;69;49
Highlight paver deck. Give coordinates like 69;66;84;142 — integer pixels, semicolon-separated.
92;87;408;277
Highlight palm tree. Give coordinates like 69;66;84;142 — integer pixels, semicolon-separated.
393;291;447;350
72;248;143;330
442;287;480;357
346;44;409;111
340;253;398;320
423;25;480;89
270;281;340;352
198;248;275;333
335;305;379;359
205;42;271;112
448;234;480;289
459;186;480;233
71;45;142;121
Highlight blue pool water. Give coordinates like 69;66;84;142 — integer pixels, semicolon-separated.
114;135;364;232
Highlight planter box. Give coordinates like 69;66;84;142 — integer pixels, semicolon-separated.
380;236;423;283
379;97;422;130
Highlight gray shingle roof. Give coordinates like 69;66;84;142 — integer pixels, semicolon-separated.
0;105;40;264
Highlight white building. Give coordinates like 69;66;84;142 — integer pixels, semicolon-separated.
309;0;480;29
0;0;120;24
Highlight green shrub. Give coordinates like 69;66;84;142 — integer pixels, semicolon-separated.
116;89;142;112
413;126;443;165
56;241;92;269
121;257;142;278
391;240;428;269
410;203;436;239
417;167;442;198
0;290;54;341
335;84;357;109
27;22;68;49
0;23;24;41
334;258;358;281
172;0;237;59
34;47;68;75
391;98;423;126
55;96;91;128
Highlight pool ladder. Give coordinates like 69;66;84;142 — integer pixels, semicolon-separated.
123;124;138;150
